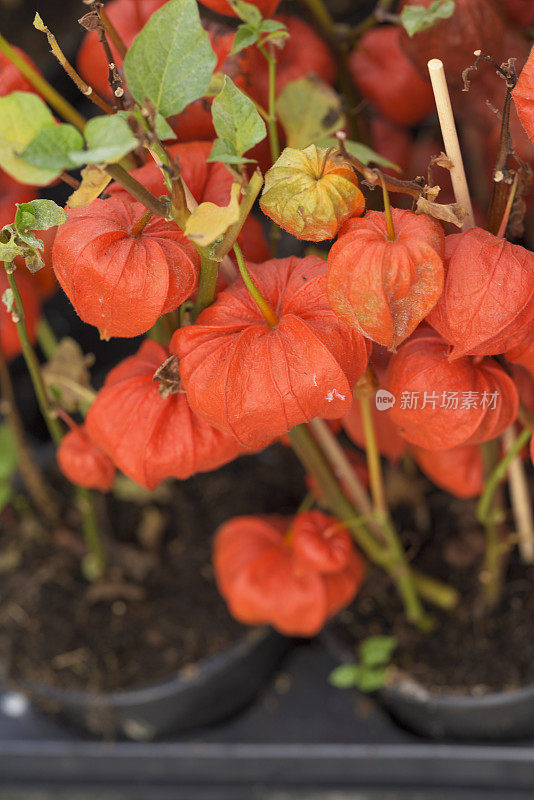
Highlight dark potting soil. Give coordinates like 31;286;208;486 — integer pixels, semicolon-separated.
329;470;534;695
0;445;305;693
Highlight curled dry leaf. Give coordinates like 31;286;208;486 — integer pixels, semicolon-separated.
67;165;111;209
172;256;371;449
260;145;365;242
513;45;534;146
327;209;444;350
385;331;519;450
213;511;365;636
411;443;484;499
184;182;241;247
52;197;200;339
415;196;465;228
42;337;94;413
85;340;243;490
57;426;116;492
427;228;534;359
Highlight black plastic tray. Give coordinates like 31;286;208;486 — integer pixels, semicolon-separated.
2;642;534;797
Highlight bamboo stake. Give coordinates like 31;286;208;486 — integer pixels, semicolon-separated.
502;426;534;564
427;58;475;230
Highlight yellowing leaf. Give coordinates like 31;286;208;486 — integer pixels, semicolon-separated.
185;183;241;247
68;165;112;208
276;77;345;149
0;92;60;185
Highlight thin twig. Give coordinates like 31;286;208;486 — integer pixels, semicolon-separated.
502;426;534;564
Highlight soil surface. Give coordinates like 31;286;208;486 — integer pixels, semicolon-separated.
328;469;534;695
0;444;305;693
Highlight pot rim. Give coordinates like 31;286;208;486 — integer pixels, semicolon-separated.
18;626;274;706
321;625;534;707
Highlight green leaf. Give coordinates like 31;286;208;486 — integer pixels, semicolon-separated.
276;77;345;149
21;123;84;170
0;92;61;185
230;24;259;55
123;0;217;118
328;663;361;689
400;0;455;37
211;76;266;158
22;115;138;171
0;481;13;514
316;137;401;171
208;138;256;164
0;424;18;481
229;0;262;26
2;288;14;313
0;228;25;262
359;636;397;668
355;666;389;693
14;199;67;232
82;114;138;163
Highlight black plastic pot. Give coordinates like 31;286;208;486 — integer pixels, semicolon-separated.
20;627;287;741
322;626;534;741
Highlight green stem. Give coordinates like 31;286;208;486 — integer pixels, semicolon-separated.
359;394;387;516
37;317;58;359
0;32;86;131
289;424;433;628
477;429;531;526
233;243;279;327
105;163;169;218
379;173;396;242
5;264;62;445
257;43;280;165
77;486;106;579
478;439;509;608
359;391;430;627
4;262;105;577
193;254;220;319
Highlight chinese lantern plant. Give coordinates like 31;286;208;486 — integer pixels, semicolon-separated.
0;0;533;737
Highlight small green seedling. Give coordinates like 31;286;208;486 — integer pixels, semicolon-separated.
329;635;397;693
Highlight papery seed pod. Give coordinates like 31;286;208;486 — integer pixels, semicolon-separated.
411;443;484;499
503;0;534;27
0;46;42;97
506;337;534;376
385;331;519;450
426;228;534;359
213;511;365;636
172;255;371;449
52;197;199;339
399;0;505;88
260;145;365;242
57;426;116;492
0;270;40;362
107;141;269;263
349;26;435;127
85;340;243;489
328;209;444;350
513;45;534;145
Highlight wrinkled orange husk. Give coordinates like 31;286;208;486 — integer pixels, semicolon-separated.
328;209;444;350
385;330;519;450
213;511;365;636
427;228;534;359
57;426;116;492
411;443;484;499
85;340;244;489
513;45;534;146
172;256;371;449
